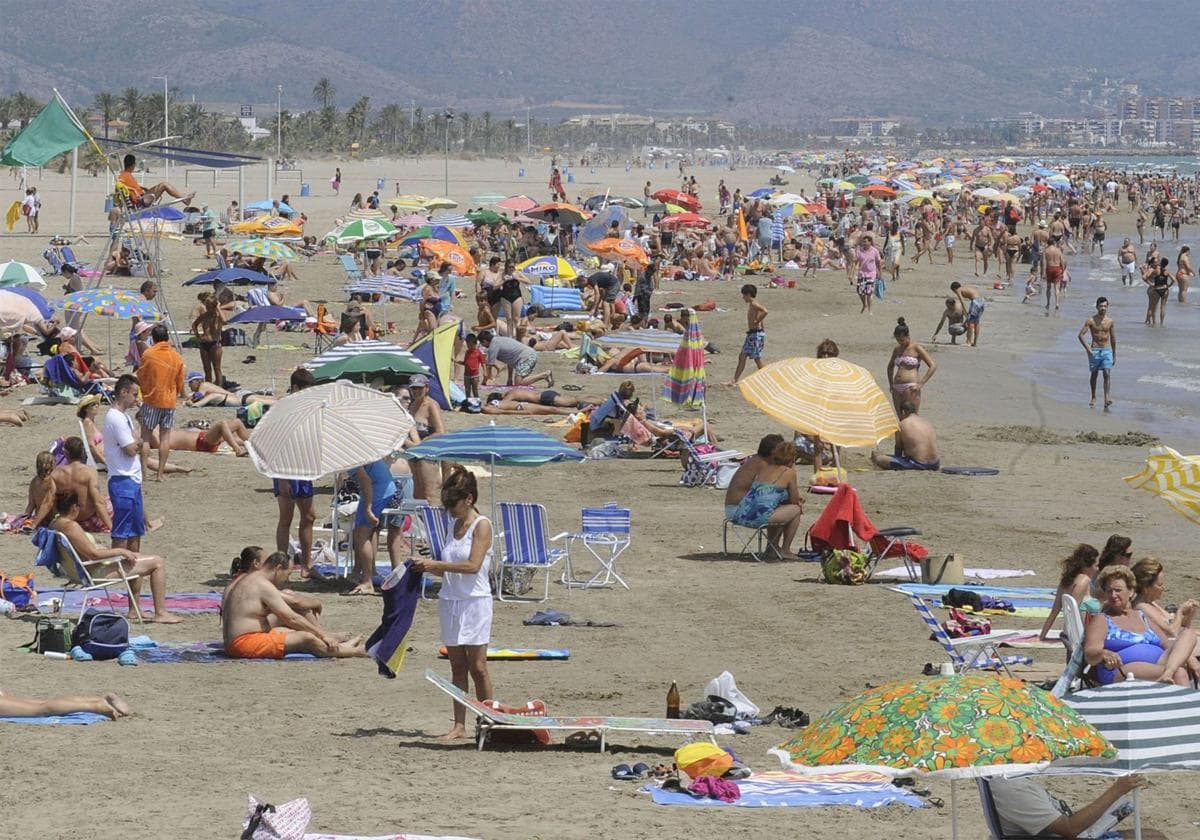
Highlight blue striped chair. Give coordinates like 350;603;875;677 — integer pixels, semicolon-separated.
415;504;451;600
552;504;632;591
497;502;568;602
899;591;1032;676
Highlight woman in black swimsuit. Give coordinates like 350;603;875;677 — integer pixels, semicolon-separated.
499;261;523;339
1145;256;1173;326
191;294;225;385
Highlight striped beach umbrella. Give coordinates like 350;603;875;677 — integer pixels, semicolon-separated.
0;260;47;289
472;193;507;205
429;213;472;228
662;311;706;410
422;197;458;210
1124;447;1200;526
59;287;160;320
397;225;466;249
246;380;415;481
599;329;681;353
303;340;429;373
336;218;397;242
346;206;389;221
343;278;421;302
738;357;898;448
310;351;429;383
224;238;297;262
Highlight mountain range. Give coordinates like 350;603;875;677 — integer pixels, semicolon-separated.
3;0;1200;125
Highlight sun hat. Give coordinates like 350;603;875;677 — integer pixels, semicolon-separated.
409;374;430;388
77;393;102;410
186;371;204;382
133;320;155;336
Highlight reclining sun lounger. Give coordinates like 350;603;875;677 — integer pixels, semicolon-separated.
425;668;716;751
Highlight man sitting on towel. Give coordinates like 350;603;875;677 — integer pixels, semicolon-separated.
871;403;940;471
222;551;368;659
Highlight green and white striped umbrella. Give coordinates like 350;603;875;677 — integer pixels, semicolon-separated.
225;239;297;262
335;218;397;243
0;260;47;289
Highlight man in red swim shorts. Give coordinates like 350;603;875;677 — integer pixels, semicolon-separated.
1043;240;1067;312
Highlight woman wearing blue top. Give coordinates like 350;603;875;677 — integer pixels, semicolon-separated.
349;456;399;596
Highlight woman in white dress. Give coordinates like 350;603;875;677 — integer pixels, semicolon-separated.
411;465;494;740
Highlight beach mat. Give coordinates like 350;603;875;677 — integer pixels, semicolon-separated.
437;646;568;661
0;712;108;725
874;566;1036;582
645;770;923;808
37;590;222;615
305;835;482;840
895;582;1054;617
135;640;320;664
940;466;1000;476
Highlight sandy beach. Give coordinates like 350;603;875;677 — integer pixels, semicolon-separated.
2;155;1198;839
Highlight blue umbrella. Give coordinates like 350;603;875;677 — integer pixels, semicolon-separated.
128;206;186;223
247;199;294;217
3;286;52;318
228;305;307;324
748;187;775;199
184;267;277;286
405;422;585;523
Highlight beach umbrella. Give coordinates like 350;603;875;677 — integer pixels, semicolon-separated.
184;267;276;286
658;212;710;230
0;260;46;289
304;339;428;372
970;187;1002;200
392;212;430;227
429;213;471;228
227;305;308;390
776;164;796;174
310;351;430;384
59;287;160;320
772;674;1114;839
934;181;964;194
737;357;897;450
497;195;538;212
581;194;644;210
845;174;870;185
225;238;298;263
346;206;389;221
419;239;476;275
422;197;457;210
466;209;505;225
857;185;897;199
832;180;856;192
1124;446;1200;526
343;278;421;302
748;187;776;199
587;237;649;269
767;192;805;205
336;218;398;243
0;288;46;331
471;193;507;205
0;286;52;319
515;255;578;282
662;310;706;411
404;422;585;524
398;225;466;249
527;202;588;226
247;380;414;481
650;189;701;212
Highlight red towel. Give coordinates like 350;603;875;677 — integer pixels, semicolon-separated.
808;485;878;551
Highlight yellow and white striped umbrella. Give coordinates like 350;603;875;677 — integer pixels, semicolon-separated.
738;357;898;448
1124;446;1200;526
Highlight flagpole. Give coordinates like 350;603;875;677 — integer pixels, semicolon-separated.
69;146;77;235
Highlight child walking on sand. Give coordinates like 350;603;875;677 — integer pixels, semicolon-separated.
462;333;484;399
725;284;767;385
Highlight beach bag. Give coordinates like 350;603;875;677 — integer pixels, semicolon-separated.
942;587;983;611
32;616;74;654
241;796;311;840
0;572;36;608
821;549;869;586
72;608;130;660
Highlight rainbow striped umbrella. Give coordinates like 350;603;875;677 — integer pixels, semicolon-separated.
662;311;706;410
1124;447;1200;526
224;238;297;262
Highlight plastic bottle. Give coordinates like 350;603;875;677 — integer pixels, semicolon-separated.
666;680;680;719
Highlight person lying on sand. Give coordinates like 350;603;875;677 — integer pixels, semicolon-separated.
0;408;30;426
48;491;182;624
0;688;131;720
156;419;252;457
222;551;367;660
596;347;672;374
184;372;277;408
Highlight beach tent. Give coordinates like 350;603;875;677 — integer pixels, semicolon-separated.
408;320;459;410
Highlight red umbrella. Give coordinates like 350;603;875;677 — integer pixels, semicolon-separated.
651;189;702;212
856;185;896;198
659;212;710;230
1032;183;1049;193
497;195;538;212
804;203;829;215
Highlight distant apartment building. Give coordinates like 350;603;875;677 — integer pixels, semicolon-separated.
986;113;1046;137
827;117;899;138
1119;96;1200;121
561;113;655;128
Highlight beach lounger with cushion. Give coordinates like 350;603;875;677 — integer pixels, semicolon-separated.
425;669;716;751
896;590;1031;676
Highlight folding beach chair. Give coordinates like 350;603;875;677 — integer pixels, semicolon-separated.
413;503;451;599
338;254;364;283
552;504;631;590
308;304;337;353
806;484;925;580
497;502;567;602
424;668;715;752
43;248;65;275
976;779;1034;840
677;432;743;488
897;590;1030;676
27;355;110;406
53;532;144;625
1050;593;1091;696
722;516;770;563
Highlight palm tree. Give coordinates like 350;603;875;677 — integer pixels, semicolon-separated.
346;96;370;141
458;111;472;150
10;92;41;127
119;87;141;136
373;103;404;147
312;78;336;109
481;111;492;156
93;92;117;139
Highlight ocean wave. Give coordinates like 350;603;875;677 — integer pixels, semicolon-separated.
1137;373;1200;393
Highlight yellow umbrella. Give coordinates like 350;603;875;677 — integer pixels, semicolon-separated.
1124;447;1200;526
396;194;431;205
423;197;458;210
737;357;898;448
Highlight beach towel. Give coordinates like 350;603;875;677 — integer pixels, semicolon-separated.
36;589;222;615
807;484;877;551
305;835;482;840
436;647;569;661
134;640;321;664
0;712;108;725
874;566;1036;581
366;563;421;678
645;770;923;808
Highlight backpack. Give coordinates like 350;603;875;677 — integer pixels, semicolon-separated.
72;608;130;659
0;573;36;608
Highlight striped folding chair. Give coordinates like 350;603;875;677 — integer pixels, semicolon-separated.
898;591;1031;676
415;504;451;600
338;253;364;283
497;502;568;602
552;504;631;591
55;533;144;625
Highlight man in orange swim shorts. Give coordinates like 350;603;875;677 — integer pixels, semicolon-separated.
222;552;368;659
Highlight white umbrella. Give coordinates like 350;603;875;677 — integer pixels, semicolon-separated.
247;381;414;481
0;289;44;332
767;193;805;205
0;260;47;289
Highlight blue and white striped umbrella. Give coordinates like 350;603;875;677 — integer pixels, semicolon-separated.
303;340;428;374
344;278;421;302
598;328;682;353
429;213;472;228
405;423;585;467
771;212;785;246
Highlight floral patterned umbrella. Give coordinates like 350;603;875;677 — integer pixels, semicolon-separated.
772;674;1113;779
58;287;161;320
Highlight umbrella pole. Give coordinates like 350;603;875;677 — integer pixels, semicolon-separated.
950;780;958;840
1133;787;1142;840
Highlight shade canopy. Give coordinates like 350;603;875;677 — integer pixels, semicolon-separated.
405;424;585;467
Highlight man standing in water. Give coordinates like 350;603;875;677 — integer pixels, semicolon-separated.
1044;238;1067;312
1078;297;1116;409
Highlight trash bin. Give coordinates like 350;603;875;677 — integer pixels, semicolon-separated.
377;178;386;191
103;196;114;214
566;172;575;183
299;183;310;197
518;168;525;177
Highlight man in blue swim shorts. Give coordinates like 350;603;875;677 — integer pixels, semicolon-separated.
1078;296;1116;409
271;367;325;579
871;404;940;471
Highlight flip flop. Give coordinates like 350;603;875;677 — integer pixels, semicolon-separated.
562;384;583;391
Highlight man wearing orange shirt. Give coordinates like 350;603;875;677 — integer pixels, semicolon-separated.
136;324;186;481
117;153;193;209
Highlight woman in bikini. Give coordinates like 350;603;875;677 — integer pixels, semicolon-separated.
184;373;277;408
408;375;446;503
886;317;936;415
597;347;672;374
162;419;252;457
191;294;225;385
1144;256;1173;326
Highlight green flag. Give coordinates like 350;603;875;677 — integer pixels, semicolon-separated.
1;93;88;167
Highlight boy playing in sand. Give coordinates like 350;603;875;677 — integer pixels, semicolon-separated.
950;282;984;347
1079;296;1116;409
931;297;966;345
726;284;767;385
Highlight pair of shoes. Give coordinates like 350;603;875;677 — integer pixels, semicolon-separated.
763;705;809;728
611;761;651;781
70;645;94;662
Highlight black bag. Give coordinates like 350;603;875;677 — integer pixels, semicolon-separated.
71;609;130;660
943;588;984;612
32;617;74;654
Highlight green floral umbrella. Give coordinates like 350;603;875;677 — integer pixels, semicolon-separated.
225;238;297;263
772;674;1113;779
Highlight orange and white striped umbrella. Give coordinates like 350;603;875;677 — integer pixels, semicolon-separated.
738;357;898;448
1124;447;1200;526
589;237;650;269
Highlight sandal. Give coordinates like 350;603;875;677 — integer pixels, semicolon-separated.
562;383;583;391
